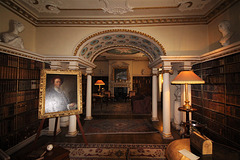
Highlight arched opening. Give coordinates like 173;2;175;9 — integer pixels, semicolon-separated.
75;29;165;121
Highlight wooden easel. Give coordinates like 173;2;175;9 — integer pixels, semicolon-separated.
34;114;88;146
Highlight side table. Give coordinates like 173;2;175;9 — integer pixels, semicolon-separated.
178;107;197;138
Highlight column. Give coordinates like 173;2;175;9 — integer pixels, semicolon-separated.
152;68;159;121
66;61;79;137
173;85;181;130
85;68;93;120
47;61;61;135
162;61;173;139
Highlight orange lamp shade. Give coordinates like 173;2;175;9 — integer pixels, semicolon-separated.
171;70;205;84
94;80;105;85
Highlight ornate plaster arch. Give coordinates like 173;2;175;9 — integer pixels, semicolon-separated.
74;29;166;63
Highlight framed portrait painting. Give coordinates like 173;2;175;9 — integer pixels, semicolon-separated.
39;69;82;119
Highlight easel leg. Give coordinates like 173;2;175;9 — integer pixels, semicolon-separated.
33;118;45;146
76;115;88;145
54;117;59;137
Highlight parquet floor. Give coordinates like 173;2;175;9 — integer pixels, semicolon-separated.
11;100;181;159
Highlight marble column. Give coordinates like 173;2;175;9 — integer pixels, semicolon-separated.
47;61;61;135
152;68;159;121
172;85;181;130
85;68;93;120
162;61;173;139
66;61;79;137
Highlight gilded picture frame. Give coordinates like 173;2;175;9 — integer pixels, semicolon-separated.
39;69;82;119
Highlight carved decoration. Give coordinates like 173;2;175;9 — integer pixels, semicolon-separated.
22;0;62;14
99;0;133;15
178;0;211;12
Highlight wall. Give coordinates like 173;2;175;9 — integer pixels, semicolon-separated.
35;25;208;57
0;5;36;52
208;1;240;51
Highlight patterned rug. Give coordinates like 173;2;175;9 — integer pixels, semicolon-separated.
57;143;167;160
81;119;159;135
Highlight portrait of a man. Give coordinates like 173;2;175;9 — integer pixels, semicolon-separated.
45;75;77;113
38;69;82;119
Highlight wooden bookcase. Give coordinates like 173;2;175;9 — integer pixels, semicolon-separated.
133;76;152;96
0;52;44;151
192;52;240;149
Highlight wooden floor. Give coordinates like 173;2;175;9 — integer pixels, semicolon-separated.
11;100;181;160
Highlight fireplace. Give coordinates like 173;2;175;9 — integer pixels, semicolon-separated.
114;87;128;101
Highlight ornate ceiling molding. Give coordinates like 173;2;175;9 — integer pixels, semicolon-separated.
99;0;133;15
0;0;238;26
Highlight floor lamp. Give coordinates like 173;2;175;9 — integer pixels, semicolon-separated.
94;80;105;95
171;70;205;137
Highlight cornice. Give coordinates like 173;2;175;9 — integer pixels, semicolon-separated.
0;0;238;27
200;41;240;62
0;42;96;68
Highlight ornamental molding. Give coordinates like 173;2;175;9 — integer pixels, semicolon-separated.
99;0;133;15
0;0;238;26
200;41;240;62
74;29;166;63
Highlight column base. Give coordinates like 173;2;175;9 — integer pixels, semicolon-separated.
84;116;93;120
151;117;159;121
161;132;174;139
65;130;78;137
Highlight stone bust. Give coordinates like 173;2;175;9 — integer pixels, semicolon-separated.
218;20;233;47
1;20;25;49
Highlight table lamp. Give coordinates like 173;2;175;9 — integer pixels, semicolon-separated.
94;80;105;94
171;70;205;109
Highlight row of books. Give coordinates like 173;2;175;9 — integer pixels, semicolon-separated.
0;110;38;137
16;99;39;115
0;53;18;67
0;104;15;120
202;66;224;75
203;99;225;114
203;75;225;84
0;90;39;105
225;104;240;118
203;92;225;103
19;68;40;79
202;58;225;69
203;84;225;93
19;57;43;69
0;66;18;79
17;90;39;102
18;80;40;91
0;80;17;92
225;73;240;84
226;94;240;105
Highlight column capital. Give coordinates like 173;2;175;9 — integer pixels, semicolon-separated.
181;61;192;70
163;61;172;71
50;61;61;69
68;61;79;70
86;68;93;75
152;68;159;76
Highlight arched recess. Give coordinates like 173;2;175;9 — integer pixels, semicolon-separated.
74;29;166;64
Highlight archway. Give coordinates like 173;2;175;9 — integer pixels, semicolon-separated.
74;29;166;63
75;29;166;122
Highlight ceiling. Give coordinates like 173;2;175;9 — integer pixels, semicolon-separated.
1;0;237;27
0;0;237;61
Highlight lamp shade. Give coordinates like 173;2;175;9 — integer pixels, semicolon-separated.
94;80;105;85
171;70;205;84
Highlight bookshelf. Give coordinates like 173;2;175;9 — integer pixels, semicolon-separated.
0;52;44;151
133;76;152;96
192;52;240;149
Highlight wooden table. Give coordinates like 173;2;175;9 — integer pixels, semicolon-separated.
93;93;107;111
178;107;197;137
27;145;70;160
